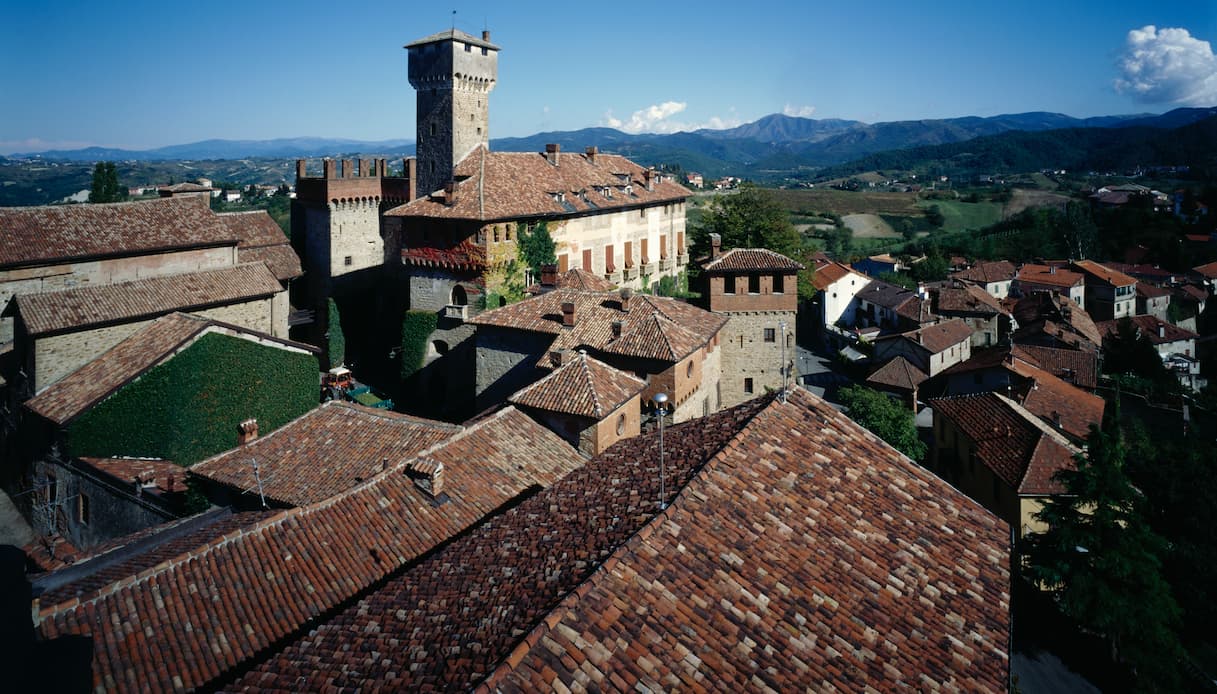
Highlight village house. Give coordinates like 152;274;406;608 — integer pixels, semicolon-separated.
851;252;901;277
1014;263;1087;309
872;318;973;377
932;282;1010;348
1136;282;1171;320
1010;292;1102;352
930;391;1082;538
852;279;933;332
226;390;1011;692
1097;315;1203;391
1072;259;1137;321
807;255;869;338
951;259;1018;299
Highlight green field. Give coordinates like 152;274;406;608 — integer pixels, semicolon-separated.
769;188;922;216
918;199;1003;232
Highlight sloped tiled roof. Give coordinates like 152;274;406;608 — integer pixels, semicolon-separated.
1011;343;1098;389
14;263;282;336
509;351;644;419
867;355;929;391
385;145;689;217
232;389;1010;692
1006;359;1105;441
1017;263;1085;288
1072;259;1136;287
406;27;500;49
856;279;918;311
1136;282;1171;299
35;406;585;693
556;266;615;291
810;260;857;291
217;211;302;281
160;182;214;193
931;392;1079;495
1012;293;1102;349
190;401;463;506
1191;260;1217;279
952;260;1017;284
878;318;973;354
702;247;803;273
936;283;1005;316
24;312;314;424
472;288;727;363
1096;315;1199;346
1177;283;1208;303
76;457;183;494
0;196;236;269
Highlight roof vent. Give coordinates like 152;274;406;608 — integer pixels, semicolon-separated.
611;320;623;337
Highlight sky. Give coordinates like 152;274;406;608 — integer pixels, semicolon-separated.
1;0;1214;153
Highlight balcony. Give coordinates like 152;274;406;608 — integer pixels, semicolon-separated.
639;262;656;277
623;266;638;281
676;252;689;267
659;257;675;272
442;304;468;321
605;269;623;284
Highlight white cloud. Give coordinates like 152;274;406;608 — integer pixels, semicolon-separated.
1114;25;1217;105
783;104;817;118
601;102;743;133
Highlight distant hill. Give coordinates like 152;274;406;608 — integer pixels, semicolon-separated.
16;137;416;162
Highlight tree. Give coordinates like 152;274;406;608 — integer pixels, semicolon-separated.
689;183;801;260
326;298;345;369
837;385;926;460
517;221;557;278
1102;317;1179;396
88;162;126;203
924;204;945;228
1022;410;1183;689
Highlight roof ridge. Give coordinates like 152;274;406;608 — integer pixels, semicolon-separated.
577;352;605;417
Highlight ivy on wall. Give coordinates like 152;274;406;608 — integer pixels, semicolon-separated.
69;333;319;466
400;310;439;380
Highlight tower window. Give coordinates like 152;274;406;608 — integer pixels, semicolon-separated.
744;378;754;394
79;493;91;524
429;123;436;136
344;256;353;266
764;328;776;343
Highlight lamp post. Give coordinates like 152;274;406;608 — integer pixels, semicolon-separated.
652;392;669;509
779;321;788;402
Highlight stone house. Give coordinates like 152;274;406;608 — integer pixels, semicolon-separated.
700;241;801;408
852;279;933;333
1072;259;1136;321
1013;263;1086;309
1097;315;1203;390
1136;282;1171;320
930;392;1081;538
951;260;1017;299
469;288;726;423
1010;292;1102;352
932;282;1009;348
872;319;973;377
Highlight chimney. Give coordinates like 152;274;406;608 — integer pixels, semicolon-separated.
406;458;444;498
540;263;558;287
549;350;566;366
710;233;722;258
611;320;623;338
167;475;175;493
545;143;560;166
295;159;306;180
619;286;633;311
644;169;655;191
482;30;491;41
323;158;337;179
1048;265;1056;274
443;180;459;206
1053;411;1063;428
341;159;353;178
585;146;598;165
237;418;259;445
561;301;576;327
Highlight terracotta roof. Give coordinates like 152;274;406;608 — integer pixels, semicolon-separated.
1136;282;1170;298
1072;259;1136;287
1097;315;1198;346
35;405;585;693
160;182;214;193
509;351;644;419
702;247;803;273
866;355;928;390
190;401;463;506
1106;262;1178;282
401;236;486;270
218;211;302;281
810;260;857;291
935;283;1004;315
878;318;973;354
1177;283;1208;302
385;145;689;217
1011;293;1102;349
232;389;1010;692
1017;263;1085;288
556;267;615;291
77;457;183;496
24;313;314;424
1011;344;1098;389
1006;359;1105;441
1192;260;1217;279
0;196;236;269
931;392;1079;495
472;288;727;363
952;260;1017;284
13;263;282;336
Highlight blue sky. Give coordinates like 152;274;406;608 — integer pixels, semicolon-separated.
1;0;1213;153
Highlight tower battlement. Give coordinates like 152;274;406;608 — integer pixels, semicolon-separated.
294;158;415;205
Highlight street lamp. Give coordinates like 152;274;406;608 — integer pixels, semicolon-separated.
652;392;669;509
779;321;788;402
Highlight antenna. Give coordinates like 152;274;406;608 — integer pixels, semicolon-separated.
652;392;669;510
451;9;456;30
244;460;269;509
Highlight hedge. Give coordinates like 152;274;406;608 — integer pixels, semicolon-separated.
400;310;439;380
69;332;319;466
327;298;345;369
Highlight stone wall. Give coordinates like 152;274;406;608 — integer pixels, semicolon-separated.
31;459;177;551
474;327;554;413
327;199;384;278
717;311;796;409
583;395;641;455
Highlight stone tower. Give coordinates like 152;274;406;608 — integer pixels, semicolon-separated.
407;29;499;198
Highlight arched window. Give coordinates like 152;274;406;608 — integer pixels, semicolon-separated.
451;285;468;306
616;414;626;435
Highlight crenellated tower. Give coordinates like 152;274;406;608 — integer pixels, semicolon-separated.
407;29;499;198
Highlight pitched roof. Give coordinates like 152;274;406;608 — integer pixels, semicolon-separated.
702;247;803;273
1006;359;1105;441
405;27;500;49
1011;293;1102;349
13;263;282;336
23;313;265;424
471;288;727;363
76;456;184;499
878;318;973;354
866;355;928;390
931;392;1079;495
0;196;236;269
217;211;302;281
1096;315;1199;346
509;351;644;419
555;266;615;291
952;260;1017;284
856;279;919;311
1017;263;1085;288
35;406;585;693
190;401;463;506
1176;283;1208;302
810;260;857;290
160;182;214;193
1011;343;1099;389
1191;260;1217;279
1136;282;1171;299
232;389;1010;692
385;145;689;216
1072;259;1136;287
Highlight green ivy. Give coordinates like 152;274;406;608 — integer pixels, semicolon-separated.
327;298;345;369
400;310;439;380
69;333;319;466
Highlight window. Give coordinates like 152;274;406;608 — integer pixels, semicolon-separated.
78;493;90;525
450;285;468;306
764;328;776;343
686;361;694;378
45;473;57;503
772;274;783;294
429;122;436;136
624;241;633;268
582;249;593;272
744;377;754;394
616;414;626;435
493;227;500;242
344;256;353;266
725;278;736;295
748;274;761;294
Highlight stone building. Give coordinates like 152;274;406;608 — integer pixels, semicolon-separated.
931;282;1009;348
700;239;801;408
951;260;1017;299
1014;263;1086;309
1072;259;1137;321
872;319;973;378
